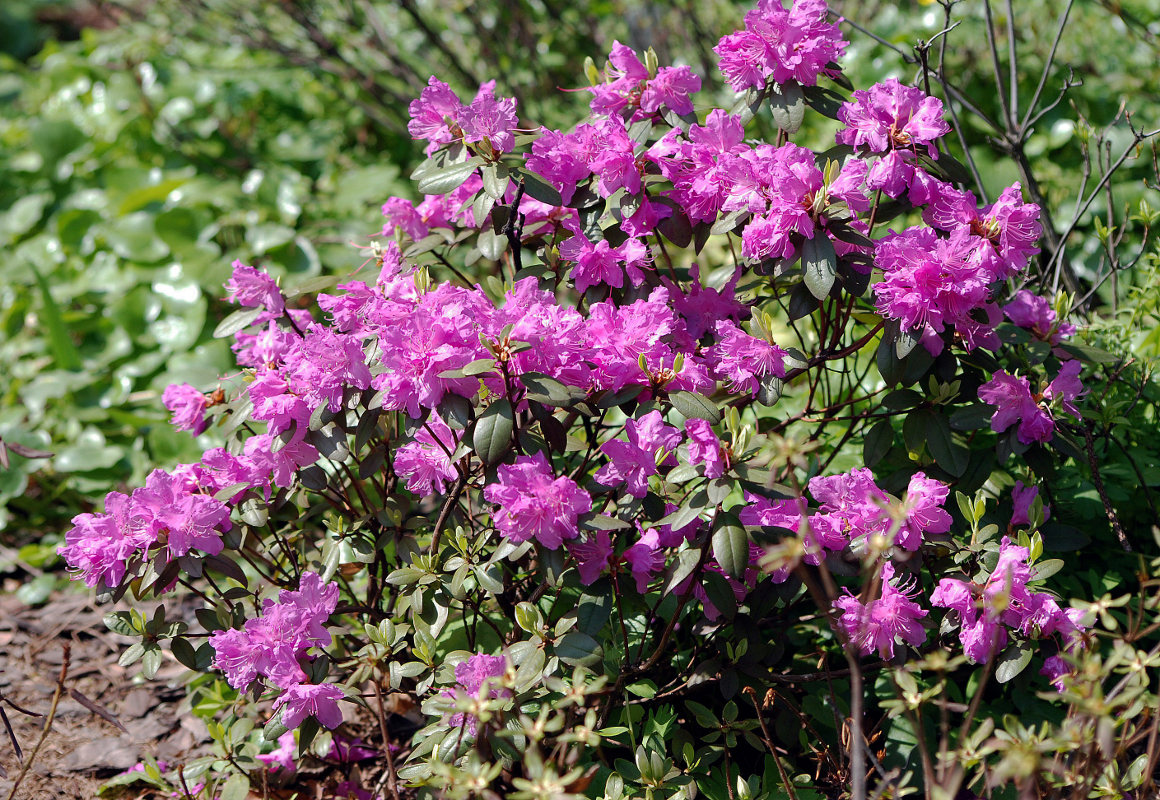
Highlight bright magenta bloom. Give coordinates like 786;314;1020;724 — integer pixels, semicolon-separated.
484;453;592;549
394;415;459;497
274;683;345;730
978;361;1084;445
833;563;928;658
162;383;209;436
714;0;847;90
685;418;727;478
706;320;787;396
595;410;682;498
588;41;701;121
873;226;1000;355
1004;290;1075;345
225;261;284;314
837;78;949;197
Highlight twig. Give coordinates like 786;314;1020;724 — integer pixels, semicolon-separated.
4;643;70;800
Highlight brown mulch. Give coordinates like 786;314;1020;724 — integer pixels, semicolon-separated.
0;583;209;800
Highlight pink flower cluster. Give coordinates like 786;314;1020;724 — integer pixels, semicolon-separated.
833;562;928;659
932;537;1086;671
408;78;519;155
58;468;231;588
484;453;592;549
978;360;1085;445
714;0;848;90
837;78;950;198
742;468;951;569
446;653;508;735
647;111;869;260
595;410;681;498
1004;289;1075;345
587;42;701;121
209;572;345;729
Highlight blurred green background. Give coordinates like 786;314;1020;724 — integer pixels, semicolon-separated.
2;0;1159;596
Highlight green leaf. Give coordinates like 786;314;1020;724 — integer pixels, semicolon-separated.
213;306;265;339
472;400;514;464
517;170;563;207
218;773;250;800
863;419;893;467
994;641;1033;683
30;265;81;371
801;235;837;300
767;80;805;133
712;515;749;580
555;632;602;667
669;391;722;424
921;410;969;477
661;549;702;596
416;158;483;195
520;372;586;407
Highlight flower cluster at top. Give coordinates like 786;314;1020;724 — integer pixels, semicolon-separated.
210;572;345;729
714;0;847;90
408;78;519;156
56;0;1095;742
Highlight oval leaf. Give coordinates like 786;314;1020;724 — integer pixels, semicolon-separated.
472;400;514;464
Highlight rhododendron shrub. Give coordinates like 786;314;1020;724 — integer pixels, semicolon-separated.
69;2;1143;797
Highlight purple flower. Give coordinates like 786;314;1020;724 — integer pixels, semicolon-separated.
873;226;1000;355
685;418;727;478
664;264;749;340
130;469;231;559
807;468;889;551
594;411;682;497
162;383;209;435
837;79;948;154
588;41;701;120
568;530;613;585
274;683;345;730
210;571;338;692
978;362;1083;445
895;471;952;550
225;261;284;314
258;732;297;773
394;415;460;496
461;83;518;154
833;563;928;658
484;453;592;549
407;77;465;154
932;537;1082;667
641;66;701;116
58;492;149;588
706;319;787;396
558;226;652;292
977;371;1052;444
837;79;949;198
623;529;665;593
1010;480;1049;528
922;182;1042;279
714;0;848;91
447;653;508;735
1004;290;1075;345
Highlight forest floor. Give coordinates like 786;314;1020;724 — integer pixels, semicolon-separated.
0;585;207;800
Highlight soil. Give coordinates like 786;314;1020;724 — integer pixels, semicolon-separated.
0;584;208;800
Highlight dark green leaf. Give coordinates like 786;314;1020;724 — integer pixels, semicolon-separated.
767;80;806;134
518;171;563;207
555;632;602;667
416;158;483;195
669;391;722;424
711;515;749;580
801;235;837;300
863;419;893;467
995;641;1033;683
472;399;514;464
